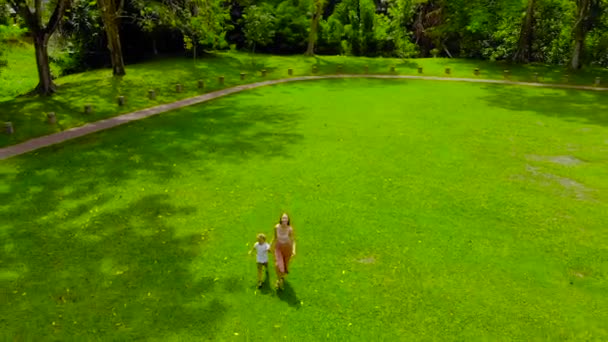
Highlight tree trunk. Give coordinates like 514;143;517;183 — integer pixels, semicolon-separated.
107;28;126;75
33;33;56;95
9;0;69;95
305;6;322;56
99;0;126;76
571;0;591;70
152;38;158;55
514;0;535;63
571;38;584;70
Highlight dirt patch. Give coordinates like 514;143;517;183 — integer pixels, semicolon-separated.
550;155;583;165
357;257;376;264
526;154;583;166
523;164;595;201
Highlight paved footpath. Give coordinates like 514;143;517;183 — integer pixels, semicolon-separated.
1;74;606;160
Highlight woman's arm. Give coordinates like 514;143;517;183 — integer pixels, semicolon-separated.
291;227;296;255
270;226;277;251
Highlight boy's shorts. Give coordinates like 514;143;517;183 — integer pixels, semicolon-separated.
257;262;268;269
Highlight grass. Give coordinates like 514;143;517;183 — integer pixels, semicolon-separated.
1;79;607;340
3;43;608;148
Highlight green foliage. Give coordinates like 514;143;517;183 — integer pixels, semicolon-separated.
272;0;309;52
0;0;11;25
53;0;104;75
242;4;276;52
132;0;232;56
321;0;399;56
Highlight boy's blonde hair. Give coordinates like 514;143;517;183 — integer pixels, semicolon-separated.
257;233;266;241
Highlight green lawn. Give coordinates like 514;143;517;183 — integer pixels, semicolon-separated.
3;43;608;148
1;79;607;340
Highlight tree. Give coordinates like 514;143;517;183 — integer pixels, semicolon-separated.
7;0;71;95
242;4;275;56
97;0;126;75
305;0;326;55
514;0;536;62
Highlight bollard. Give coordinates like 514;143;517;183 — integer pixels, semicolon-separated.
445;67;451;75
312;65;318;73
595;77;601;86
148;90;156;100
47;112;57;124
390;65;395;73
198;80;205;89
533;72;539;82
175;83;183;93
364;65;369;74
288;68;293;76
117;96;125;106
503;70;510;79
417;67;423;74
219;76;225;85
563;74;569;84
84;104;93;115
240;73;246;80
5;122;14;135
261;69;267;77
337;64;343;73
474;68;480;76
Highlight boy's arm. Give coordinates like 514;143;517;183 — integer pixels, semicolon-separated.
248;243;257;255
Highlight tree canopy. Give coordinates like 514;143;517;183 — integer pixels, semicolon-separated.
3;0;608;93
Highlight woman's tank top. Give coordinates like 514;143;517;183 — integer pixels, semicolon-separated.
276;226;292;244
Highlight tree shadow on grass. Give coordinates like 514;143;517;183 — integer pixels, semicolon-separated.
479;84;608;127
1;96;304;230
0;193;233;340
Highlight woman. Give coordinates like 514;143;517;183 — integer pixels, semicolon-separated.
271;213;296;290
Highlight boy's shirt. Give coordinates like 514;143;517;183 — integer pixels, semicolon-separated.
254;242;271;263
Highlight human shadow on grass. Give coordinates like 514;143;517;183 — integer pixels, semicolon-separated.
480;84;608;127
0;193;232;340
254;270;274;295
276;282;302;309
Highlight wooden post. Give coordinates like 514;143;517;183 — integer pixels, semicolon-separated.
364;65;369;74
503;70;510;79
288;68;293;76
261;69;267;77
117;96;125;106
84;104;93;115
47;112;57;124
595;77;601;86
474;68;480;76
390;65;395;73
312;65;318;73
5;122;14;135
445;67;451;75
563;74;569;84
417;67;423;74
240;73;246;80
533;73;539;82
337;64;343;73
198;80;205;89
149;90;156;100
219;76;225;85
175;83;183;93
